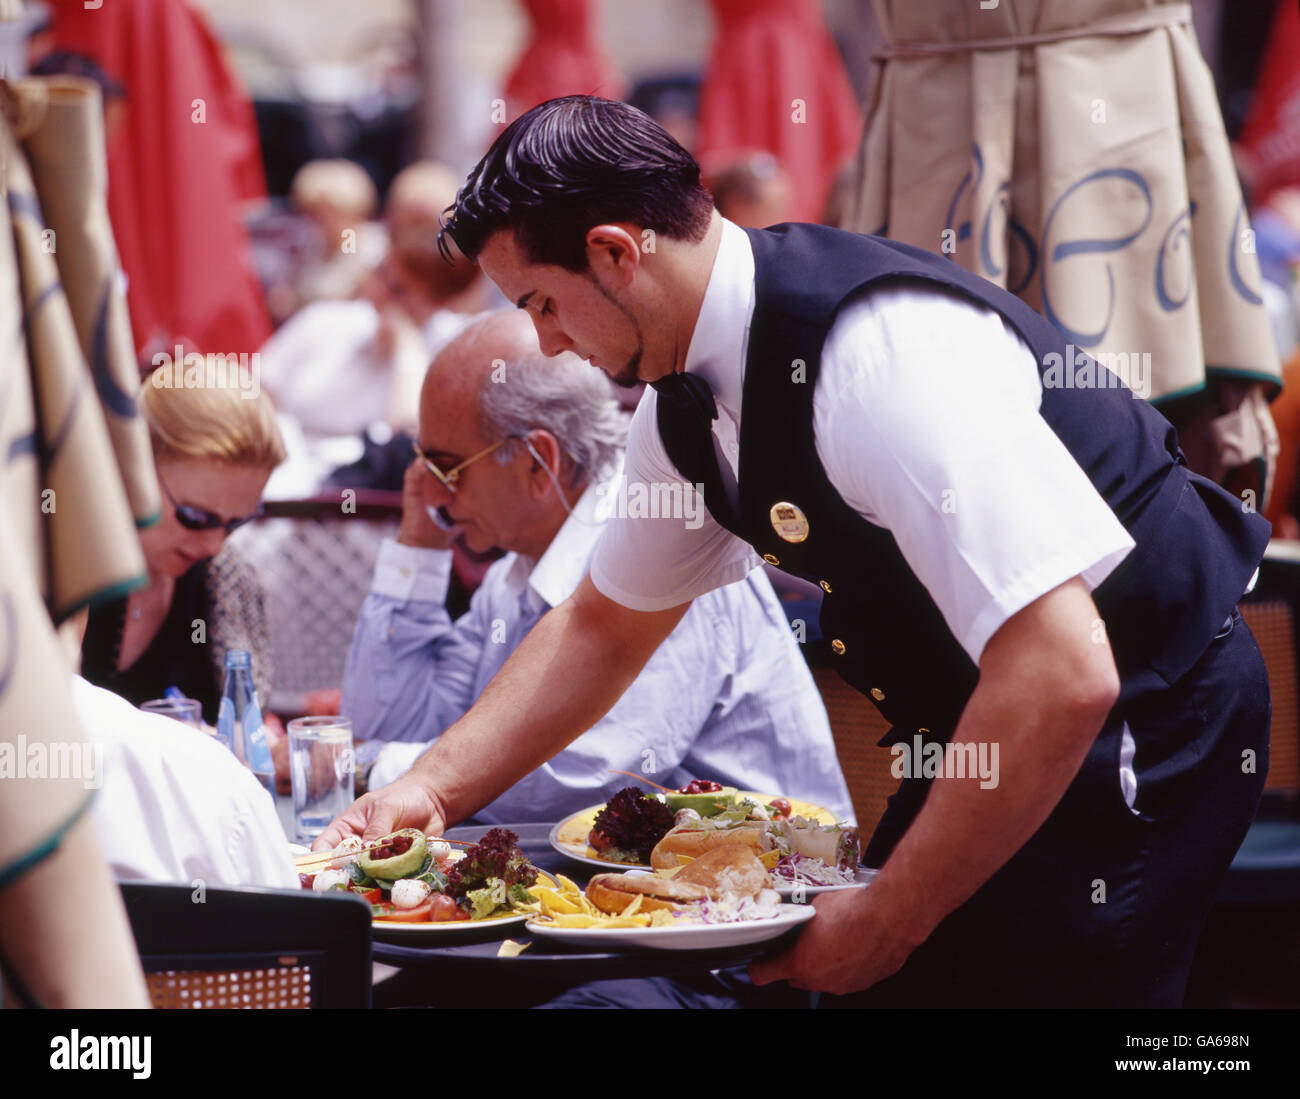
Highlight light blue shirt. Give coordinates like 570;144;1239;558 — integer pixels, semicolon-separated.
342;477;854;824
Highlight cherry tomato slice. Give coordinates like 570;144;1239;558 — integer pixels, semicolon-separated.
378;899;435;922
428;893;461;922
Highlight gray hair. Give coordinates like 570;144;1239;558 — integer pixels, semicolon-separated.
477;347;628;488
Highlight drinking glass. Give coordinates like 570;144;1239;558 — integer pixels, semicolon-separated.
140;698;203;727
288;716;354;844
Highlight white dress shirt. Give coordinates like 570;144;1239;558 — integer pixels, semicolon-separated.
72;676;298;889
343;470;855;823
590;218;1135;666
257;300;476;438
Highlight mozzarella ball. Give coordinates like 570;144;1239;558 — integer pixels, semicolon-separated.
391;879;432;909
313;868;350;893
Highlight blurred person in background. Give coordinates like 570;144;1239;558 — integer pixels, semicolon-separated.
703;151;795;229
333;311;853;823
257;161;484;441
81;369;284;733
275;158;386;321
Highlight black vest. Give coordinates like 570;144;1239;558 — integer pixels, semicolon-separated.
656;224;1268;812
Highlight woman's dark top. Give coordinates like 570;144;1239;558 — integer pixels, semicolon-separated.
81;544;275;724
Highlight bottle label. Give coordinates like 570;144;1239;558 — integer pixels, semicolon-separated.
244;698;273;774
215;696;236;753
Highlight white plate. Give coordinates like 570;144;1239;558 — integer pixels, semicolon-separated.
773;867;877;898
526;904;816;951
548;793;839;871
371;908;532;941
294;842;557;940
369;866;563;941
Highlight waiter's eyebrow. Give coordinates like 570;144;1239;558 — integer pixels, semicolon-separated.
515;291;535;310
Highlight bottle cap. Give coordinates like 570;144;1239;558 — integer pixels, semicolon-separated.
224;650;251;668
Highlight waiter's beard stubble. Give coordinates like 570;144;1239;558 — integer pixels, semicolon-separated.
585;269;645;389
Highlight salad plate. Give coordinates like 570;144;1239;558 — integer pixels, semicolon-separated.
295;828;555;942
772;866;877;898
549;791;837;870
526;903;816;951
369;866;563;943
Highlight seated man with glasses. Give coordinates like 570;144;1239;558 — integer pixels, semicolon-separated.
341;310;853;822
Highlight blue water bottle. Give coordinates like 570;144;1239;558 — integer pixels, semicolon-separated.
216;650;275;803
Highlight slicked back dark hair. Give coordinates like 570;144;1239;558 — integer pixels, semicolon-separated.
439;96;714;272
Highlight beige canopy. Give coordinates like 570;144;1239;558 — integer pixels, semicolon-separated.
0;77;150;998
845;0;1280;497
2;78;153;620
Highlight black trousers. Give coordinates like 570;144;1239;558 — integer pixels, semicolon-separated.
833;608;1270;1008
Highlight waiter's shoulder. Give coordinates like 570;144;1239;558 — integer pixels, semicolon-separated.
822;280;1037;380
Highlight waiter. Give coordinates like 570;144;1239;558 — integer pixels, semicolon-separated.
317;96;1270;1007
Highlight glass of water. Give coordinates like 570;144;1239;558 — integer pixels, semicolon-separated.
288;716;354;844
140;698;203;727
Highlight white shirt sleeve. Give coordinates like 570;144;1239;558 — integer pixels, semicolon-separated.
588;389;762;611
74;677;298;890
813;284;1135;664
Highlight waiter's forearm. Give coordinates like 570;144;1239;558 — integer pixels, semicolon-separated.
867;579;1120;945
405;576;689;826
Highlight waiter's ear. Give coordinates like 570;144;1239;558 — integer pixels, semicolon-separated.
583;224;641;289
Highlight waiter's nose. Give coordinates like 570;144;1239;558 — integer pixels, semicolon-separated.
532;315;573;358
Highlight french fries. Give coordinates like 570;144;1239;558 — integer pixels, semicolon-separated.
525;874;676;929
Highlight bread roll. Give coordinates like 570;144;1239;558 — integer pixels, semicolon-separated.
585;872;710;915
674;845;770;899
649;821;767;868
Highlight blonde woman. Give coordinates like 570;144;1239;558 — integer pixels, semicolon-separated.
82;369;284;726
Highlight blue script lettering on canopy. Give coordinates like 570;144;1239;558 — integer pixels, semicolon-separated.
0;595;15;697
941;142;1038;296
979;180;1038;295
1040;167;1153;348
944;142;984;248
1155;201;1196;313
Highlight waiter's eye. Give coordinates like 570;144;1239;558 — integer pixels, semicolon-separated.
540;299;554;318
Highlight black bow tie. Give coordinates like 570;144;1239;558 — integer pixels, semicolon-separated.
650;371;718;425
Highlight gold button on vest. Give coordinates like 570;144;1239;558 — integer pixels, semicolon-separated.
830;639;845;655
819;580;832;594
870;687;885;701
762;553;780;566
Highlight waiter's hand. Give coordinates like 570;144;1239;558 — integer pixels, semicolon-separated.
311;778;446;851
750;888;920;995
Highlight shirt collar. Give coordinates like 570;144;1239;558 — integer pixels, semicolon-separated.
502;459;621;611
681;217;754;421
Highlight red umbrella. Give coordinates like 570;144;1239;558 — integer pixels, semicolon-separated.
1237;0;1300;206
697;0;861;222
47;0;270;359
504;0;625;118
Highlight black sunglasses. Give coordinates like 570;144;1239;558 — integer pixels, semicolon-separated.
159;475;262;534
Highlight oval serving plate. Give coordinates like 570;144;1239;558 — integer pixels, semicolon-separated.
527;903;816;951
548;792;839;871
